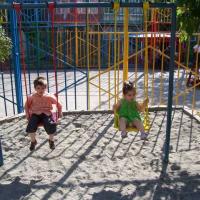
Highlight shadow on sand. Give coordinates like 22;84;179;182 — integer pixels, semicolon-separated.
0;177;41;200
90;161;200;200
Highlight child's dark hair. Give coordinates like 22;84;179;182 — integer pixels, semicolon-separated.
123;81;136;95
34;77;47;88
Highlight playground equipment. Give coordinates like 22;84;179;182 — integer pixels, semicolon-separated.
14;2;59;125
113;1;150;132
0;1;199;166
0;1;177;165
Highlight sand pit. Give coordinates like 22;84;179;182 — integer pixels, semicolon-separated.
0;109;200;200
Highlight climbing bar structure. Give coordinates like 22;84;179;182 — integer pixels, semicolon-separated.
0;1;200;162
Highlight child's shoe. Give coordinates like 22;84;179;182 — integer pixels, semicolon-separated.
140;132;148;140
121;131;128;138
29;140;37;151
49;140;55;150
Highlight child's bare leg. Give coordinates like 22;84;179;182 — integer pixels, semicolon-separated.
119;117;127;132
119;117;128;138
132;120;145;133
48;134;55;150
132;120;148;140
29;132;37;151
29;132;36;142
49;134;54;141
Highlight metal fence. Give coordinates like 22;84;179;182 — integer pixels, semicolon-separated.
0;0;186;163
1;2;198;118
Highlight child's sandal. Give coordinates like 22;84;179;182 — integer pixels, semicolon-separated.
29;140;37;151
141;132;148;140
49;140;55;150
121;131;128;138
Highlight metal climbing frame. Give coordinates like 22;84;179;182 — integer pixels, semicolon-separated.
0;1;184;163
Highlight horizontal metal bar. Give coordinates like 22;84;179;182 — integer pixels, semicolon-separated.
0;2;175;9
57;76;86;94
0;95;17;105
121;2;175;8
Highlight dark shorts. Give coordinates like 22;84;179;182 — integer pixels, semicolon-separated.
26;113;56;135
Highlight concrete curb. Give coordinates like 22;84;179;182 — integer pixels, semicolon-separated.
0;105;199;124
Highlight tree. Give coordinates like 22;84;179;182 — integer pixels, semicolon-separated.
151;0;200;40
0;25;12;63
176;0;200;40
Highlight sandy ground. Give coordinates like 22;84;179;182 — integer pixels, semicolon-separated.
0;69;200;118
0;109;200;200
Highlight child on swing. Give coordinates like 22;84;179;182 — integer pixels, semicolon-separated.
25;77;62;151
113;81;149;139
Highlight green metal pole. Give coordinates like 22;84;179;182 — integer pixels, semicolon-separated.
164;4;176;163
0;139;3;166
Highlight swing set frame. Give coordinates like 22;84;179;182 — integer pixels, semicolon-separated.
0;1;176;166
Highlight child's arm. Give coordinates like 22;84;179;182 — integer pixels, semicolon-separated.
24;96;32;120
50;95;63;118
113;100;121;113
136;98;149;112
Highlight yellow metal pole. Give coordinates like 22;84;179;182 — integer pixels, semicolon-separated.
108;33;111;109
79;31;81;67
151;32;156;105
91;34;93;68
113;2;119;104
90;48;146;81
159;35;165;105
176;38;181;105
135;36;138;91
86;8;90;110
83;32;85;67
117;33;120;100
183;37;190;107
143;2;150;130
70;31;72;65
123;7;129;81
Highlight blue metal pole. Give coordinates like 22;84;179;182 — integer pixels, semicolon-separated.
1;72;8;116
9;60;16;115
164;4;177;163
9;6;24;113
0;139;3;166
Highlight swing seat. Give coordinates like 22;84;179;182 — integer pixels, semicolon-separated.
114;112;150;132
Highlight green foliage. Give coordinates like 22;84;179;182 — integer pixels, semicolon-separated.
151;0;200;40
0;25;12;63
176;0;200;40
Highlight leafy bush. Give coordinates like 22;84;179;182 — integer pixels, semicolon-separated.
0;25;12;63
